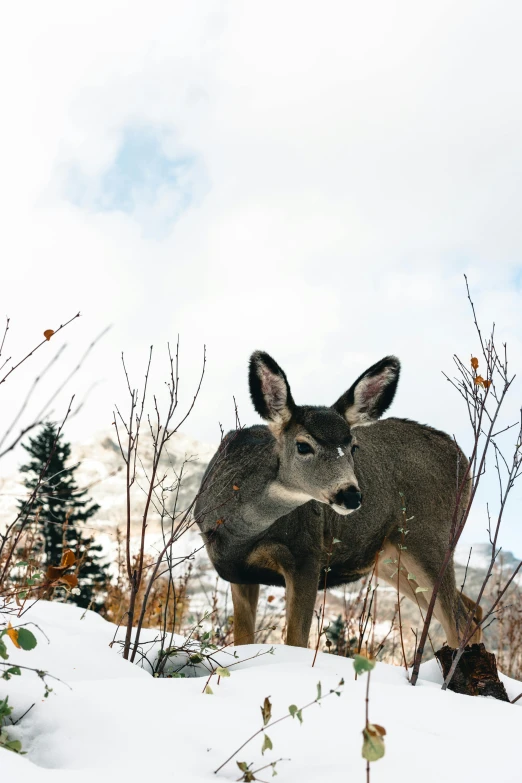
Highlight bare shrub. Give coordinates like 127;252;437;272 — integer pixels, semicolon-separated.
410;277;522;687
111;339;211;665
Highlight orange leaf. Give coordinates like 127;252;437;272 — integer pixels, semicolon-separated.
60;549;76;569
216;518;224;526
474;376;485;387
58;573;79;589
483;379;492;389
471;357;479;370
43;329;55;341
267;595;275;603
46;565;65;581
6;622;21;649
233;485;240;491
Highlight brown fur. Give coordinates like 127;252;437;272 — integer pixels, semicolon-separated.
196;353;479;650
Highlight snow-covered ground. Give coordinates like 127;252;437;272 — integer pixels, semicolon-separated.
1;601;521;782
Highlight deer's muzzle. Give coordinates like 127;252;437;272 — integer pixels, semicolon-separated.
333;486;362;511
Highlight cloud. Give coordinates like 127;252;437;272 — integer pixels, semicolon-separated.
64;126;203;237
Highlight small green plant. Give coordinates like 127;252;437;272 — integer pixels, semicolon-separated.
312;536;341;667
235;758;286;781
0;697;23;754
0;621;69;755
215;679;344;777
202;646;275;694
0;621;38;659
0;624;39;755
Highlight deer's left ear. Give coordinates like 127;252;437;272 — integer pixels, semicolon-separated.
332;356;400;426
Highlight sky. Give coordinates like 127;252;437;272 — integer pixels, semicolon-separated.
0;0;521;553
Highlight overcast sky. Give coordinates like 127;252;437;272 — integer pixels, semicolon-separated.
1;1;521;553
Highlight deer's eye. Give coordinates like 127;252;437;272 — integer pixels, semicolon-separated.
296;442;314;455
351;444;359;456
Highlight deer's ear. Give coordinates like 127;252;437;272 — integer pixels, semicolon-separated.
333;356;400;426
249;351;295;426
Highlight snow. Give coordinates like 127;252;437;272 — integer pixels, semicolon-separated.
1;601;522;782
455;542;521;572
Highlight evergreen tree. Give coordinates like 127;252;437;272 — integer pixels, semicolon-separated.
17;423;108;609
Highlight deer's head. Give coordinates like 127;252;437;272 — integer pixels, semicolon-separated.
249;351;400;515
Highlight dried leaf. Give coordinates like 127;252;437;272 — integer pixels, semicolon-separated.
261;696;272;725
58;573;79;589
415;586;429;593
474;375;485;387
483;379;492;389
46;566;65;581
6;623;20;649
261;733;273;755
471;357;479;370
46;549;76;583
362;723;386;762
236;762;255;782
43;329;55;341
233;485;240;491
60;549;76;569
267;595;275;603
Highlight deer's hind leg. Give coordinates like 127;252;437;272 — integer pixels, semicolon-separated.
379;544;482;649
231;583;260;645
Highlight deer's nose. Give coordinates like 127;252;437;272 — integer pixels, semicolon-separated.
334;486;362;510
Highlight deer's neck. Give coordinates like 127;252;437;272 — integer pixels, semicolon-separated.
199;426;311;539
239;479;311;532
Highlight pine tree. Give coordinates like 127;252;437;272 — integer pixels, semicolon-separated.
17;423;108;609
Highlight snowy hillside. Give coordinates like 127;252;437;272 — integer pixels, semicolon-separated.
1;601;521;782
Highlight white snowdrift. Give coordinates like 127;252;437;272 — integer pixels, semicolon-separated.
1;601;521;782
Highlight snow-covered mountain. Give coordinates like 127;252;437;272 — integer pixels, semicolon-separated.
0;428;216;535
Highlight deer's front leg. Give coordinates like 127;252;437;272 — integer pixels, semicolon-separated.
284;561;322;648
231;583;260;645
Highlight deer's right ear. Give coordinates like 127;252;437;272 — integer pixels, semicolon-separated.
249;351;295;427
333;356;400;426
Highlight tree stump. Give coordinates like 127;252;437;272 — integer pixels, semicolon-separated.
435;643;509;702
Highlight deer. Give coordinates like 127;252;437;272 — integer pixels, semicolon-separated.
195;351;482;649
